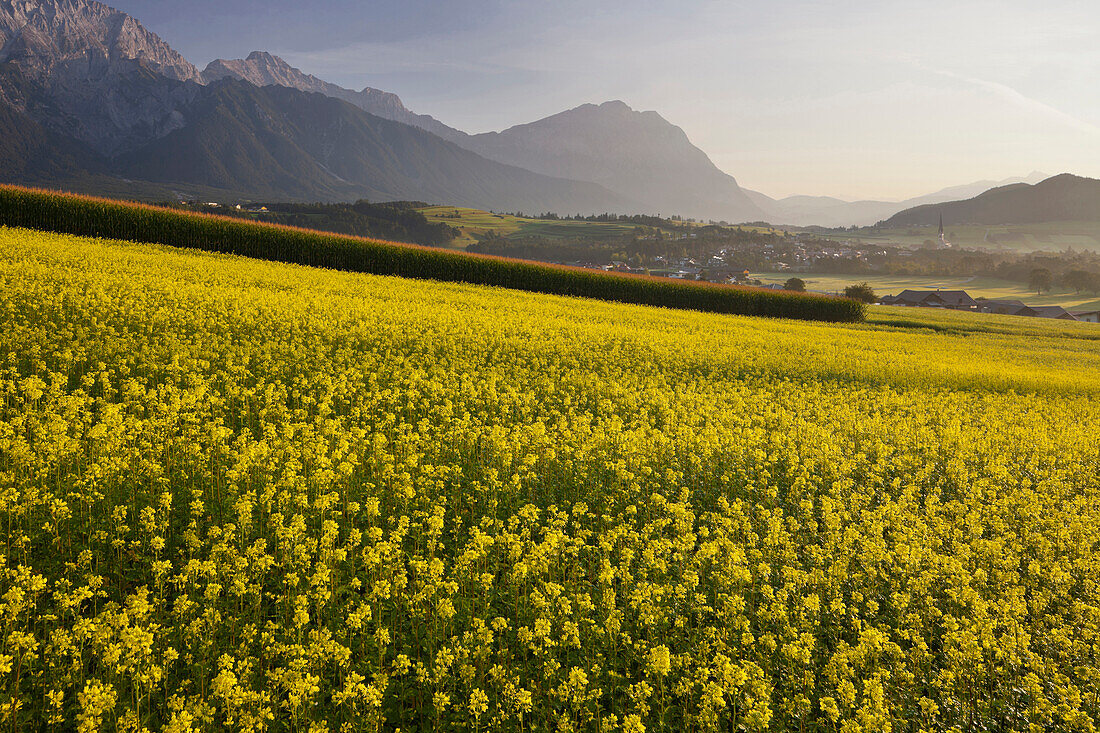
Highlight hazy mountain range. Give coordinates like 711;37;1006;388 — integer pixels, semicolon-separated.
186;53;765;220
882;174;1100;227
744;173;1051;228
118;79;633;213
201;50;463;143
0;0;1088;226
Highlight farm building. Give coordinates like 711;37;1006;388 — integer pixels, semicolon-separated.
1030;305;1081;321
879;290;979;310
977;300;1039;317
881;291;1093;322
1071;310;1100;323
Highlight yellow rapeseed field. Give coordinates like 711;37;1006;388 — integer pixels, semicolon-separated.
2;225;1099;732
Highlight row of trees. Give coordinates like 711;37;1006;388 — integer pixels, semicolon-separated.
785;278;880;304
176;200;460;247
782;278;881;305
1028;267;1100;295
510;211;681;228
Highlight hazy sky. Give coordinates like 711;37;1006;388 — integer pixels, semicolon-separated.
116;0;1100;200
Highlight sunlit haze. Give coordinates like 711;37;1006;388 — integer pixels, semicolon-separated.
114;0;1099;200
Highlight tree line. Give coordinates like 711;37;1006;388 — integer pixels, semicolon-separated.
171;200;460;247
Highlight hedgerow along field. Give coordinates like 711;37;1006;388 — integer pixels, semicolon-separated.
3;225;1100;732
0;185;863;323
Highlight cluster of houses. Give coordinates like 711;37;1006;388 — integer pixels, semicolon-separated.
179;201;271;213
880;290;1100;323
603;255;761;284
772;242;890;272
603;241;890;283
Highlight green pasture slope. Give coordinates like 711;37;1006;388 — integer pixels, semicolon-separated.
416;206;639;246
417;205;787;247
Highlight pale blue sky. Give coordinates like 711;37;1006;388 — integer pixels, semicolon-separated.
116;0;1100;200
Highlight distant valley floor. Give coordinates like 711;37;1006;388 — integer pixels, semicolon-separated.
756;272;1100;311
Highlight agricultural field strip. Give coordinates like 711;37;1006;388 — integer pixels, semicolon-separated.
2;228;1099;730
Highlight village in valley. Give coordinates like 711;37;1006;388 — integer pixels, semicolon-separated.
584;235;1100;322
582;216;1100;323
182;200;1100;322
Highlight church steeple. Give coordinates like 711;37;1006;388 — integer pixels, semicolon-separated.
938;213;944;238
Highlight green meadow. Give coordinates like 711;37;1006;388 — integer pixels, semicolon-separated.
417;205;786;247
755;272;1100;311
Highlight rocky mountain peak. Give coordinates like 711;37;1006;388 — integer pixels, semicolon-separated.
199;49;464;142
0;0;203;154
460;100;763;222
0;0;202;82
203;50;319;90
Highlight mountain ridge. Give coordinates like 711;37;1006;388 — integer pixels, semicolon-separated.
0;0;1082;225
454;100;766;223
0;0;202;82
195;56;769;222
745;173;1052;227
201;51;464;142
0;0;203;154
881;174;1100;226
111;80;641;212
0;1;637;212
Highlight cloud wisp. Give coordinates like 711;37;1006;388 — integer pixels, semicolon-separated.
917;65;1100;138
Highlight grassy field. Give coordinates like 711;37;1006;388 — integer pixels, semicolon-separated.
416;206;641;246
756;271;1100;311
2;225;1099;730
418;205;786;247
813;221;1100;252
